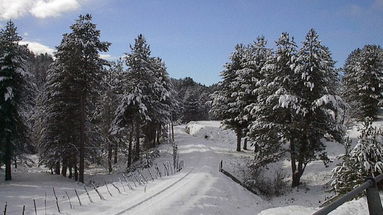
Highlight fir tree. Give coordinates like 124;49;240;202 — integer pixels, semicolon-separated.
39;14;110;182
0;21;30;180
331;118;383;195
211;44;247;151
249;32;299;170
343;45;383;120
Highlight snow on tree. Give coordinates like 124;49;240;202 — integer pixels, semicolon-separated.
113;34;174;165
235;36;271;150
0;21;30;181
248;32;299;170
210;44;247;151
343;45;383;120
249;30;345;187
39;14;110;182
289;29;345;187
331;118;383;195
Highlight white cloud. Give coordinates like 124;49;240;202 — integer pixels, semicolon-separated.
0;0;34;20
0;0;84;20
99;54;117;61
30;0;81;18
19;41;55;56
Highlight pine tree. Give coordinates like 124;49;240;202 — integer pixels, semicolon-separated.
249;30;345;187
249;32;299;169
343;45;383;120
290;29;345;186
234;36;271;150
114;34;173;165
210;44;247;151
331;118;383;195
39;14;110;182
0;21;30;180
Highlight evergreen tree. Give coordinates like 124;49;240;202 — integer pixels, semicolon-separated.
343;45;383;120
290;29;345;186
0;21;30;180
249;32;299;169
234;36;271;150
250;30;345;187
39;14;110;182
210;44;247;151
114;34;173;165
331;118;383;195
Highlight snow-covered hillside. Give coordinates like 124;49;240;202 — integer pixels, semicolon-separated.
1;120;382;214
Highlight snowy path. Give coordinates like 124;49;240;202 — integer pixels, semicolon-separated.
73;125;266;215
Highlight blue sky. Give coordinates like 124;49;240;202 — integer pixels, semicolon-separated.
1;0;382;85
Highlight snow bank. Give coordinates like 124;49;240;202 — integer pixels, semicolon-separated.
185;121;236;145
258;205;315;215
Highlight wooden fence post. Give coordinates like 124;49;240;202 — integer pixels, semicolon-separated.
92;183;105;200
52;187;61;213
119;178;126;192
65;191;73;209
44;192;47;215
111;183;121;194
74;189;82;206
105;182;113;197
3;202;7;215
84;186;93;203
33;199;37;215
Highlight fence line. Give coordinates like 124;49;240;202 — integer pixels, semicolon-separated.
314;174;383;215
218;160;259;196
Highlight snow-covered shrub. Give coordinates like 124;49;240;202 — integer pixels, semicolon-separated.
331;118;383;195
244;163;287;198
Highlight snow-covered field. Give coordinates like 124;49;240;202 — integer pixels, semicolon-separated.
0;120;382;214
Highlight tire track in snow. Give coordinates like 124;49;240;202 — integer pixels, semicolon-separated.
114;168;194;215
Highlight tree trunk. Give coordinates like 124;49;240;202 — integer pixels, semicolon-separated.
171;121;174;142
157;124;161;144
69;166;73;179
127;132;133;168
290;141;302;187
74;158;78;181
79;95;85;183
243;138;248;150
134;119;140;162
107;141;112;173
113;141;118;164
61;160;67;177
54;161;60;175
236;130;242;152
5;137;12;181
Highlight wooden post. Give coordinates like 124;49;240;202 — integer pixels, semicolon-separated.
44;192;47;215
133;175;142;185
74;189;82;206
92;183;105;200
111;183;121;194
52;187;61;213
3;202;7;215
65;191;73;209
147;168;155;181
84;186;93;203
105;182;113;197
22;205;25;215
366;178;383;215
139;170;148;183
155;164;162;178
119;178;126;192
33;199;37;215
163;163;169;176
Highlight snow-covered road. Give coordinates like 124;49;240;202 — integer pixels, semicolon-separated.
74;125;266;215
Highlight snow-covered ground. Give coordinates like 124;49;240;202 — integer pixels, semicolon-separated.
0;120;382;214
